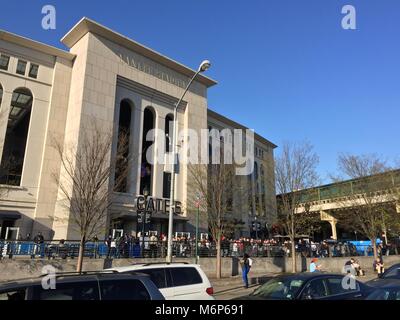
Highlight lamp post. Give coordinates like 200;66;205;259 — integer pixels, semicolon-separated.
166;60;211;263
141;187;149;258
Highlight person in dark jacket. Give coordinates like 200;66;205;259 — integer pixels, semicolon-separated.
32;232;44;258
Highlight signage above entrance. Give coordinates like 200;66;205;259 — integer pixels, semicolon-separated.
136;196;182;215
118;52;189;89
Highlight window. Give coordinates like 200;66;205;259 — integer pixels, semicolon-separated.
114;99;132;193
135;269;167;289
326;277;358;296
0;54;10;71
0;289;26;300
301;279;329;299
163;172;171;198
140;107;155;195
28;63;39;78
100;279;150;300
16;60;27;75
168;267;202;287
33;281;99;300
0;88;33;186
383;267;400;279
165;114;173;153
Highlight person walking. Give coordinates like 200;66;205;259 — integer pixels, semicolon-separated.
240;253;253;288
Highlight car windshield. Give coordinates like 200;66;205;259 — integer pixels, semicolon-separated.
250;278;305;300
367;288;400;300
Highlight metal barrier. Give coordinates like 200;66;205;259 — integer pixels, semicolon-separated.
0;240;398;259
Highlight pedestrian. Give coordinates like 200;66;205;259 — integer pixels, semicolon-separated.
373;257;385;278
309;258;321;272
240;253;252;288
32;232;44;259
105;235;112;259
150;233;158;258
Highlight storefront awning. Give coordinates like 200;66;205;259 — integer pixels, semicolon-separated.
0;210;22;220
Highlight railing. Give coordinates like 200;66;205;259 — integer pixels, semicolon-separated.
0;240;398;259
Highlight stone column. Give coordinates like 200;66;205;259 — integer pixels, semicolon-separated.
329;219;338;240
320;211;338;240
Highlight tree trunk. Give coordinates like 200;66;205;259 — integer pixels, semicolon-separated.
371;237;378;260
290;218;297;273
291;239;297;273
76;235;86;273
216;238;222;279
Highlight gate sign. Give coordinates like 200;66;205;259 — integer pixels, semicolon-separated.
136;195;182;215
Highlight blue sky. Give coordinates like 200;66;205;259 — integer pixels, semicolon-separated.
1;0;399;182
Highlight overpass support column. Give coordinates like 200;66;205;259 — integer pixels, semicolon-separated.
320;211;338;240
328;220;338;241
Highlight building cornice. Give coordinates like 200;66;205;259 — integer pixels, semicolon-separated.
61;17;217;88
0;30;75;61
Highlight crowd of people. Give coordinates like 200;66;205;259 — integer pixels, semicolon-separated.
1;231;399;261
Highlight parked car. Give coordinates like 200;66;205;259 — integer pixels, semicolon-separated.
236;273;373;300
0;271;164;300
107;262;214;300
367;263;400;282
366;279;400;300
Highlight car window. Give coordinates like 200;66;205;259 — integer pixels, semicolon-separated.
100;279;150;300
135;269;167;289
168;267;203;287
251;278;304;300
367;288;400;300
0;289;27;301
301;279;329;299
326;277;358;295
33;281;99;300
384;267;400;278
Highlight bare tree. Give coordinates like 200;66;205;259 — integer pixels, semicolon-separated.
275;142;319;273
188;157;248;279
52;124;129;272
334;153;395;259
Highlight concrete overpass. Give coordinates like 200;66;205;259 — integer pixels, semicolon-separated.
294;169;400;240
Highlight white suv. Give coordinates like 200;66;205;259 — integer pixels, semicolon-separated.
107;263;214;300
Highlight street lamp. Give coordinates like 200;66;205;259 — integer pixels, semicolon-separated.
166;60;211;263
141;187;149;257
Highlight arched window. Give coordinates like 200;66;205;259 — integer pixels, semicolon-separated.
140;107;155;195
165;114;173;153
114;99;132;193
0;88;33;186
